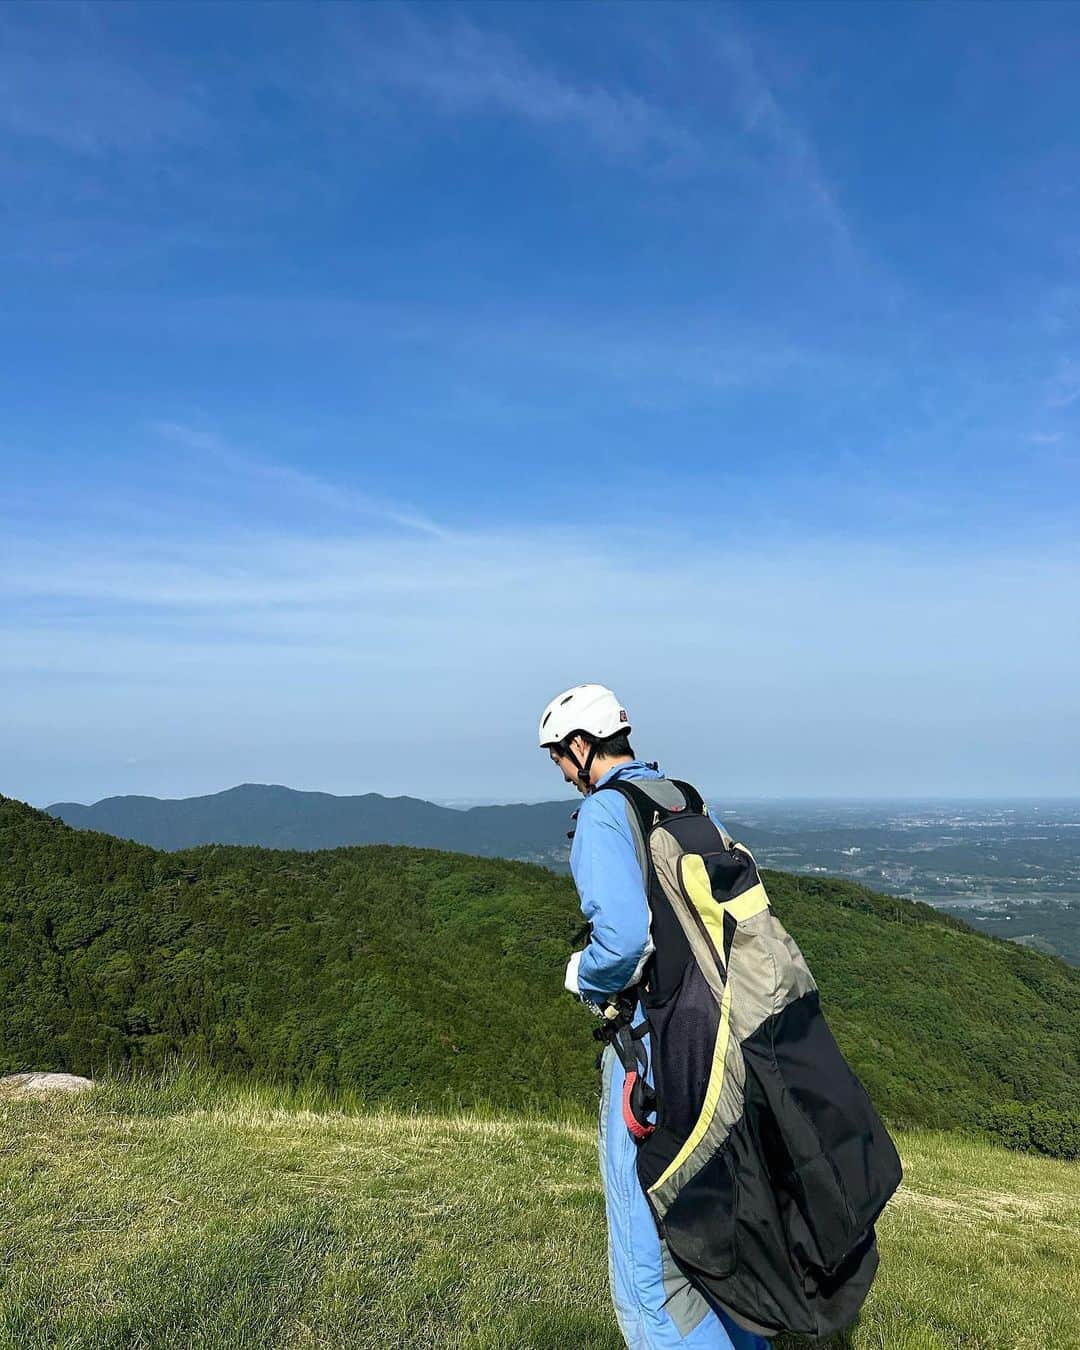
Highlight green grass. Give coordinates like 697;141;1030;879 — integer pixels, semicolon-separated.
1;1061;1077;1349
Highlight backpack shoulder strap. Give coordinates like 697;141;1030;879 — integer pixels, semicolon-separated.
593;777;670;833
668;777;736;849
668;778;706;815
594;776;708;833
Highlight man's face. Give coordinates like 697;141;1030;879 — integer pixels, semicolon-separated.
548;739;588;794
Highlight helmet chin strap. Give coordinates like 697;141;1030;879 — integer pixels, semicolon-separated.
563;739;599;794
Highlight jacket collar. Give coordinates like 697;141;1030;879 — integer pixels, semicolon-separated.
594;758;662;789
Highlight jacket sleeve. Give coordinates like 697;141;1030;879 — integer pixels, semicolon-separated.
707;804;731;838
569;791;652;1001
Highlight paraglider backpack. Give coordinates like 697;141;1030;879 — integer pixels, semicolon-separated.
593;777;903;1341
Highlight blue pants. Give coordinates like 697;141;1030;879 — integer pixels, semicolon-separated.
598;1038;771;1350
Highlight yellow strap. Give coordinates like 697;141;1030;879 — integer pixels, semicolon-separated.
724;882;770;922
680;857;769;952
644;855;769;1197
649;976;733;1193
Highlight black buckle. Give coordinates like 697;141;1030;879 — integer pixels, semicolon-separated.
590;995;635;1044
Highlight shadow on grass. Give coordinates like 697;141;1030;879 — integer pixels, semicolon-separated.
498;1304;622;1350
775;1320;859;1349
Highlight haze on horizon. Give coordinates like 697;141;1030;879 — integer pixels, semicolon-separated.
2;1;1078;807
33;784;1080;814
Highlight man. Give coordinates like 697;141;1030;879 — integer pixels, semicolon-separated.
539;683;769;1350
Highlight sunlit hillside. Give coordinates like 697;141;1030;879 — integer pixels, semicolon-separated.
3;795;1079;1153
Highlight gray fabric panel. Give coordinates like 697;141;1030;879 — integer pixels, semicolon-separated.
659;1233;716;1337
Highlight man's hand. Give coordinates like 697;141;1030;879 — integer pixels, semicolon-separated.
564;949;582;995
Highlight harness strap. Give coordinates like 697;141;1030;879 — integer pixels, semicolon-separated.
584;775;711;1145
593;1000;656;1140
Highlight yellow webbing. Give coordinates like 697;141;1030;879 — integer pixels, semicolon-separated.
649;976;733;1194
645;853;769;1197
680;856;769;947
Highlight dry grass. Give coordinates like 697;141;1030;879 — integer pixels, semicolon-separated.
0;1064;1076;1349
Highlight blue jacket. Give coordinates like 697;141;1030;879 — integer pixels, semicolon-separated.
570;759;728;1003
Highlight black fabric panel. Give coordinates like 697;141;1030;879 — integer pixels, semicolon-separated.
637;1123;687;1197
645;960;719;1140
656;993;900;1339
662;1149;737;1277
645;871;693;999
663;812;727;857
661;815;760;902
741;989;902;1273
702;847;760;902
634;958;720;1195
661;1089;884;1338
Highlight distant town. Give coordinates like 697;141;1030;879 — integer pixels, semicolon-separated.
515;798;1080;966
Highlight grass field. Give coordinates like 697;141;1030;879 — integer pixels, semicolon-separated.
1;1063;1077;1349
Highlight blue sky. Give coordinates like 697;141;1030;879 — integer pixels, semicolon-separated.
2;0;1078;804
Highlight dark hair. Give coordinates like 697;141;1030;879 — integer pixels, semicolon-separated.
578;729;635;759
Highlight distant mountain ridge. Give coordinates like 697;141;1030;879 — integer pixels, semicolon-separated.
46;782;578;860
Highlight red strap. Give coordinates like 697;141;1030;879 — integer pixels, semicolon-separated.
622;1071;656;1140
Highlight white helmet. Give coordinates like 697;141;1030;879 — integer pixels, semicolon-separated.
538;683;630;749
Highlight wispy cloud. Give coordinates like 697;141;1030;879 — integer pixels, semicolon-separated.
0;1;864;286
330;10;702;166
5;443;1079;800
6;501;1077;640
320;7;879;287
123;295;847;410
5;510;1078;794
0;6;205;153
149;421;448;538
710;29;855;256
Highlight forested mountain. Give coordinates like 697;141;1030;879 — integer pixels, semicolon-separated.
43;790;1080;975
3;795;1078;1154
47;783;574;862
